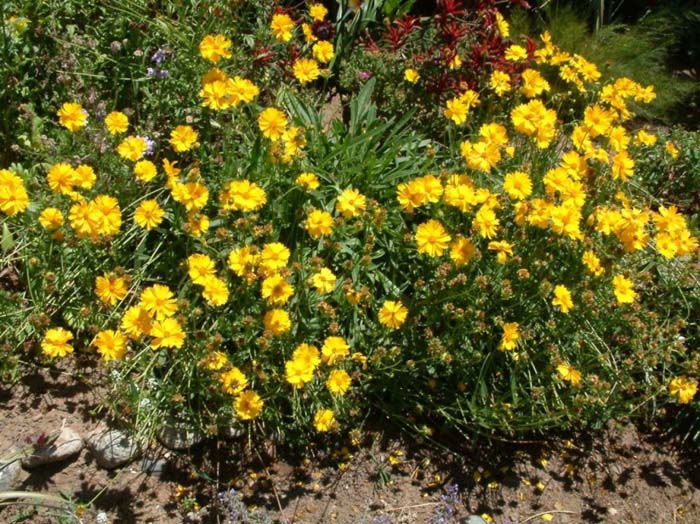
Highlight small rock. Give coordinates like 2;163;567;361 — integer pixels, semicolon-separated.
140;456;170;477
0;454;22;490
461;517;487;524
608;507;619;516
87;428;139;469
158;419;204;450
22;427;83;468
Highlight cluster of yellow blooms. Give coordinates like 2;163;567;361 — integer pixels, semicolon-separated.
5;13;699;439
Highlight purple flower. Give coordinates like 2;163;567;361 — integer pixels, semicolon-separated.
140;136;155;156
357;71;372;80
151;48;167;64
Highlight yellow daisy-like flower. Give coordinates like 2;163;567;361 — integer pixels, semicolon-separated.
39;208;64;230
321;336;350;365
57;102;87;132
271;13;295;42
140;284;177;320
557;363;582;386
296;172;320;190
134;199;165;230
293;58;321;85
552;284;574;314
95;273;129;306
378;300;408;329
120;305;152;340
221;367;248;396
199;34;232;64
285;359;314;388
104;111;129;135
93;329;127;361
336;187;367;218
261;274;294;306
304;209;334;238
314;408;336;432
169;125;198;153
404;68;420;83
311;268;337;294
258;107;288;141
187;253;216;285
134;160;157;182
505;44;527;61
234;390;264;421
668;376;697;404
499;322;519;351
41;327;74;358
612;275;636;305
117;135;149;162
326;369;351;396
309;3;328;21
149;317;186;349
312;40;335;63
415;219;451;257
263;309;292;336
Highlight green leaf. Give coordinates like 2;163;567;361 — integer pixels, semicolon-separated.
1;224;14;254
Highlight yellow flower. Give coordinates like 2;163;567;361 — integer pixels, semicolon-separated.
309;3;328;21
503;171;532;200
228;245;258;277
520;69;550;98
612;275;636;305
296;172;320;190
321;336;350;365
0;169;30;216
444;97;469;125
220;180;267;212
336;187;367;218
311;268;337;294
202;351;228;371
404;68;420;83
261;274;294;305
221;367;248;395
495;11;509;37
263;309;292;336
611;151;635;181
499;322;519;351
668;376;697;404
91;195;122;236
95;273;129;306
505;45;527;61
117;135;148;162
39;207;64;230
169;125;198;153
293;58;321;85
472;205;500;239
134;199;165;230
199;34;232;63
258;107;288;141
41;328;74;358
57;102;87;132
304;209;334;238
635;129;657;146
235;390;264;420
326;369;352;396
149;317;185;349
134;160;157;182
312;40;335;63
552;285;574;314
271;13;295;42
140;284;177;320
449;236;476;266
415;219;451;257
557;363;582;386
378;300;408;329
120;305;152;340
582;250;604;277
202;276;230;307
93;330;127;361
105;111;129;134
285;359;314;388
187;253;216;285
314;408;336;432
489;70;511;96
294;343;321;368
665;141;679;158
46;163;78;195
259;242;290;274
487;240;514;264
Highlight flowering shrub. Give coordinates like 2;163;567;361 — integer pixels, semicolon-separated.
1;1;699;445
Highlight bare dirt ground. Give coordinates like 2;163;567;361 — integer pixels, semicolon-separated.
1;362;700;524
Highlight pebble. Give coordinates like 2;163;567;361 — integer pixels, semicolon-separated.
22;427;83;468
87;428;139;469
157;419;204;451
0;453;22;490
461;516;487;524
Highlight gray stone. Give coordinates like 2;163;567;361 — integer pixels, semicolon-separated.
157;419;204;450
0;455;22;490
461;517;487;524
22;427;83;468
140;456;170;477
87;428;139;469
